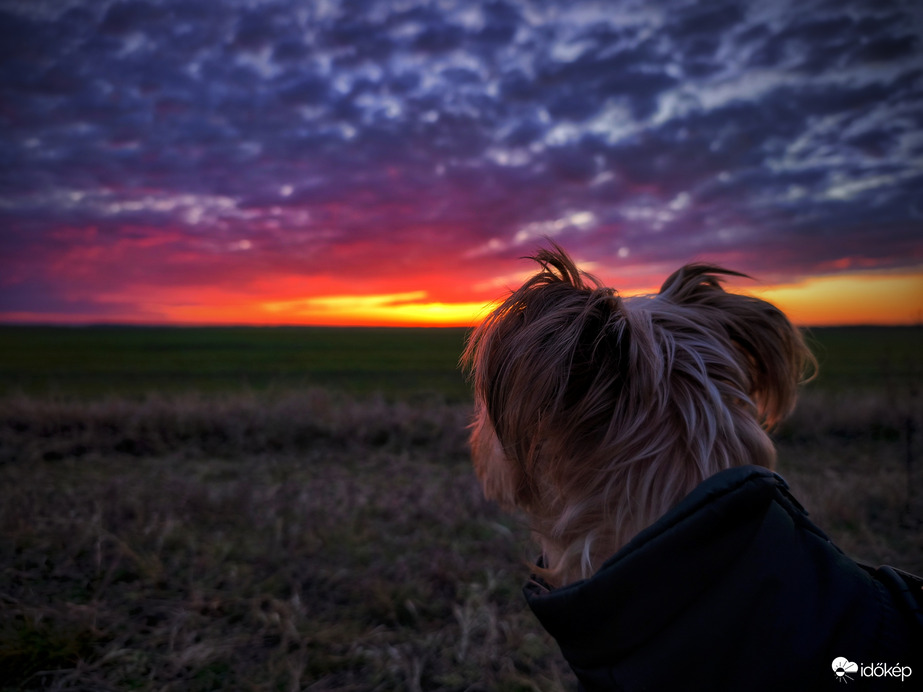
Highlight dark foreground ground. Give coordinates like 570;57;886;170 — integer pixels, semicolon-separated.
1;326;921;690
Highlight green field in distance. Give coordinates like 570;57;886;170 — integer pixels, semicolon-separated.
0;325;919;399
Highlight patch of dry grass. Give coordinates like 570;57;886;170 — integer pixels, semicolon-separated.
776;385;923;575
1;392;573;691
1;381;921;690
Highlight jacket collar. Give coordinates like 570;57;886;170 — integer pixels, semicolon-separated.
524;466;801;665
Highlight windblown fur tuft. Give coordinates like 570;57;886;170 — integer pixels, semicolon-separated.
461;244;815;585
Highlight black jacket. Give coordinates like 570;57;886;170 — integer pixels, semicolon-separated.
524;466;923;691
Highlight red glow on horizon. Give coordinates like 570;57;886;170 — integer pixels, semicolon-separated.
4;222;921;327
3;267;921;328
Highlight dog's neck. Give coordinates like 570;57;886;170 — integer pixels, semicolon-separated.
539;536;620;587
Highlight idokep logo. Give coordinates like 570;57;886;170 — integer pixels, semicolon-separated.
832;657;913;683
833;658;859;683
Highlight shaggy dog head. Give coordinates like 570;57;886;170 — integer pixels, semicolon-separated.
462;244;814;585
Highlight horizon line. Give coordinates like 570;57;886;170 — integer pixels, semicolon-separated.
2;321;921;330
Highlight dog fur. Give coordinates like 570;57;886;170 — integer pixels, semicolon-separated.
462;244;814;586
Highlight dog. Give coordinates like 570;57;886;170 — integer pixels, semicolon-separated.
461;243;814;587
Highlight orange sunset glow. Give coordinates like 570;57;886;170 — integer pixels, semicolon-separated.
148;267;923;327
4;261;919;328
750;271;923;327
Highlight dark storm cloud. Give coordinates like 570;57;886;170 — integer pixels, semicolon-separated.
1;0;922;319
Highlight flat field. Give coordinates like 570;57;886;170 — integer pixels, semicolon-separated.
1;325;921;691
0;326;472;400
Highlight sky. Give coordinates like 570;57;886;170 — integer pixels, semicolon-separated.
1;0;922;327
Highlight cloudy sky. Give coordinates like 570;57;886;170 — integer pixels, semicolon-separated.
1;0;921;325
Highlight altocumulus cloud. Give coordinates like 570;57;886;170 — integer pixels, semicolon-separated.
0;0;921;321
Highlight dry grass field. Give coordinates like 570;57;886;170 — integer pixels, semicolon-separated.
1;326;921;690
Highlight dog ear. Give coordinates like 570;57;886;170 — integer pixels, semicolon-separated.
461;242;602;510
658;264;814;428
468;402;521;509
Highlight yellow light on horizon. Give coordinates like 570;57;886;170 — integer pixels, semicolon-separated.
262;269;922;327
260;291;491;326
77;268;921;327
748;270;923;326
